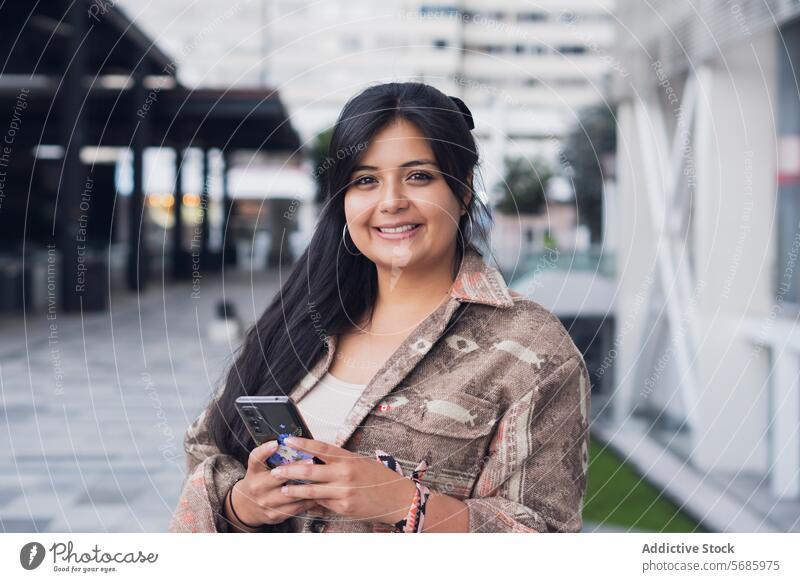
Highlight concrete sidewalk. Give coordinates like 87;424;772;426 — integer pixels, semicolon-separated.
0;270;281;532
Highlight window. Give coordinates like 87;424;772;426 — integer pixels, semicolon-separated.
559;11;578;23
559;45;587;55
517;12;547;22
466;10;505;21
420;5;459;17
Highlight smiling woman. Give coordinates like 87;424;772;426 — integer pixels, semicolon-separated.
343;120;469;286
169;82;591;534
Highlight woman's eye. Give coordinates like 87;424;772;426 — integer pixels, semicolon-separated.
353;175;376;186
351;173;431;186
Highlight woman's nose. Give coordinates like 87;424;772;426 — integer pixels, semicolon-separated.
377;176;409;212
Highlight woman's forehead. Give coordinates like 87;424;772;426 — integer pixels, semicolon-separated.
359;120;435;167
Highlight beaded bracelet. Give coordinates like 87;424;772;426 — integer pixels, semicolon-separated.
375;450;431;533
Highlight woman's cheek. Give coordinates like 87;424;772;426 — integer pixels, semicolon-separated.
345;204;371;246
433;211;460;241
343;200;368;233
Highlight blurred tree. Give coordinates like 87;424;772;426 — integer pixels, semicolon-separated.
561;105;617;243
495;156;552;215
310;127;334;204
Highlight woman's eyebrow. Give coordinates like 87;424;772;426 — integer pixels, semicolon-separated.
352;159;438;172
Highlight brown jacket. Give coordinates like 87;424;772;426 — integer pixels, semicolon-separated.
169;246;591;533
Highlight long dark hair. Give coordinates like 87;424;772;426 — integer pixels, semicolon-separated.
208;82;493;466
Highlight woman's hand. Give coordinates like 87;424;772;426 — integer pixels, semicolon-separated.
270;436;418;525
229;440;319;527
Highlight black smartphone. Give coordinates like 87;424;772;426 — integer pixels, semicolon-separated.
234;396;322;484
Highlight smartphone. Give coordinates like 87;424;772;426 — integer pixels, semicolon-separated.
234;396;322;484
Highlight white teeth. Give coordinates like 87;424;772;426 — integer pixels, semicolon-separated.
378;224;418;234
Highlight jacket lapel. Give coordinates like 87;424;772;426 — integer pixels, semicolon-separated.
332;293;464;448
290;245;516;449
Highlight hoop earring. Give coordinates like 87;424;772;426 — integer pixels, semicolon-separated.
342;223;362;256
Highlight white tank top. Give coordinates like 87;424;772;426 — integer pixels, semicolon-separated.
295;371;368;444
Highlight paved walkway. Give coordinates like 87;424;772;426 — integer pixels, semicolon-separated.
0;269;280;532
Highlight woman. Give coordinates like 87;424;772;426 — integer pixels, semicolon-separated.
169;82;591;533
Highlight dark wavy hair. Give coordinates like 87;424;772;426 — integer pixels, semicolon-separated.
207;82;493;469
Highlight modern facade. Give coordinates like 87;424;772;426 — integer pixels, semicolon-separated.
607;0;800;531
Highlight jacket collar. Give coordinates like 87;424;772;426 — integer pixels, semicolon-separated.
291;245;516;450
449;244;516;308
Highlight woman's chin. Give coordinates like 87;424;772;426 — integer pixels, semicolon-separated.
368;244;421;269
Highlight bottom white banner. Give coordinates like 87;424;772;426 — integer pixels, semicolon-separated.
1;533;798;581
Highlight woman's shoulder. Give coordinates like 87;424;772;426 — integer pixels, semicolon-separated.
455;292;585;400
469;292;580;359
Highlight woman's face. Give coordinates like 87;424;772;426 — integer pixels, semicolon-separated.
343;118;471;272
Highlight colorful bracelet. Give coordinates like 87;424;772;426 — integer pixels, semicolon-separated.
375;450;431;533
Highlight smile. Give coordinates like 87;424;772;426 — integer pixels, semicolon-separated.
373;224;423;240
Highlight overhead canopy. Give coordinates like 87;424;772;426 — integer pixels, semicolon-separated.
0;85;301;151
0;0;174;76
158;88;301;151
0;1;301;153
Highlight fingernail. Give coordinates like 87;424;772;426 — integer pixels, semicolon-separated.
281;485;289;494
271;468;283;477
284;436;296;444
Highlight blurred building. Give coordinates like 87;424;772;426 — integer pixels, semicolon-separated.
118;0;616;199
607;0;800;531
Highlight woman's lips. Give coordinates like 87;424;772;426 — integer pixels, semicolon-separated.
372;224;423;240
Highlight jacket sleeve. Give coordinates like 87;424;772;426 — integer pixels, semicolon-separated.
463;355;591;532
168;403;247;533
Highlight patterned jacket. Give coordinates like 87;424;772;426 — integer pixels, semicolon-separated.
169;245;591;533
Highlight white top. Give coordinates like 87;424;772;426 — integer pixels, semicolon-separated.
295;371;368;445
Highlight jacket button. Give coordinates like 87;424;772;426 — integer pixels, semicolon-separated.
310;518;325;533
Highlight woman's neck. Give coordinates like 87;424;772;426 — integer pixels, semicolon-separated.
366;249;460;334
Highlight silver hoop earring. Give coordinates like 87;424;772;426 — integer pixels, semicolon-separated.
342;223;362;256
